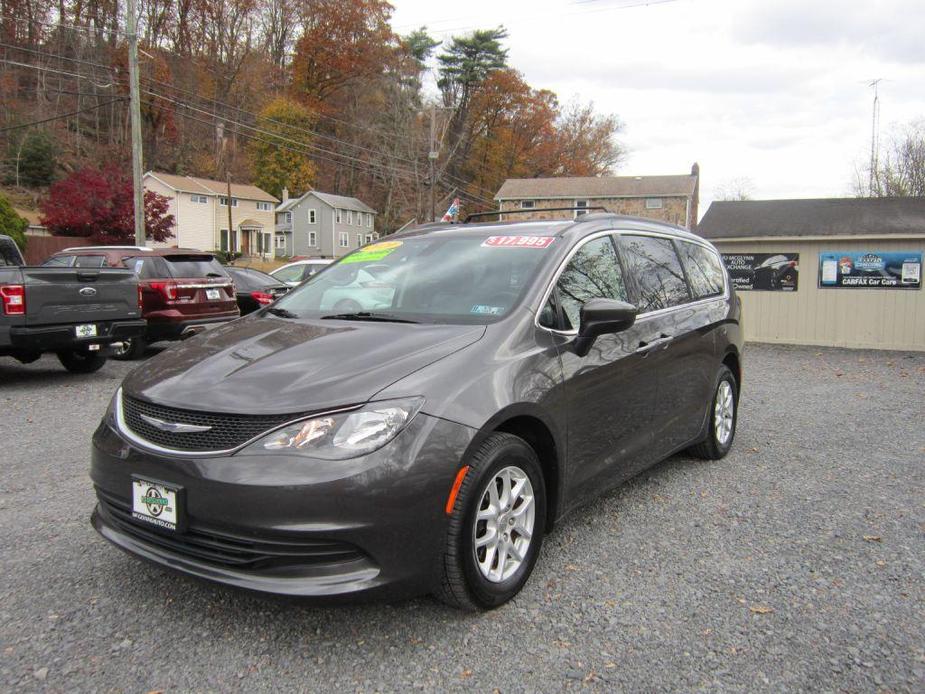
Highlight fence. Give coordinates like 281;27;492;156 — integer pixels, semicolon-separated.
23;235;93;265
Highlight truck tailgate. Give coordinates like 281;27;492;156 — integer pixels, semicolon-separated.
22;268;141;326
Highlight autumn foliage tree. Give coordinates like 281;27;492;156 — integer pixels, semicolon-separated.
40;167;175;244
249;97;317;198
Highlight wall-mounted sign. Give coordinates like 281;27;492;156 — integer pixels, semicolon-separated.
819;251;922;289
721;253;799;291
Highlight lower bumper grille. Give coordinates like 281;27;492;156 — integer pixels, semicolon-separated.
96;489;364;571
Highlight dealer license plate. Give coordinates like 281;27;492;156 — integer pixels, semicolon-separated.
206;288;221;300
132;478;180;530
74;323;97;338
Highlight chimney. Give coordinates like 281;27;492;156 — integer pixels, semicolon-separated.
689;162;700;230
281;187;289;202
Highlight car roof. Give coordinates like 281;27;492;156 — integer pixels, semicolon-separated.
391;213;707;245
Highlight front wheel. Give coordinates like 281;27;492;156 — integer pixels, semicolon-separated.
57;349;107;374
688;365;738;460
435;433;546;611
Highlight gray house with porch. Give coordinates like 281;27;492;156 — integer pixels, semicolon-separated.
274;190;378;259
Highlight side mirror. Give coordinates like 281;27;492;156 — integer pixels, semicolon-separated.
573;298;637;357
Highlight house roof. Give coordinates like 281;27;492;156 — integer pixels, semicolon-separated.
697;197;925;240
146;171;278;203
276;190;377;214
495;174;697;200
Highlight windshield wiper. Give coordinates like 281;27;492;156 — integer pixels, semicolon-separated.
321;311;418;324
265;307;299;319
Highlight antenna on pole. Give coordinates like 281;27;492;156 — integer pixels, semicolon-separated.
867;78;882;195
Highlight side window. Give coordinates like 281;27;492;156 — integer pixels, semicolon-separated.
619;235;690;312
43;255;74;266
273;265;303;283
552;235;627;331
677;241;725;299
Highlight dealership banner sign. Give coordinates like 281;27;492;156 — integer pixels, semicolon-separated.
721;253;799;291
819;251;922;289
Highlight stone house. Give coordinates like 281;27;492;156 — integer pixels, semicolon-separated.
143;172;278;258
494;164;700;229
274;189;378;259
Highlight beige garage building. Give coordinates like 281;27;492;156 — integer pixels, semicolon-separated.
697;198;925;351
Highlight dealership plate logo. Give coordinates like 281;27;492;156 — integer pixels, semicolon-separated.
139;414;212;433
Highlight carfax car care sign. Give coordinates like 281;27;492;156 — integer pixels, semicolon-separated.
819;251;922;289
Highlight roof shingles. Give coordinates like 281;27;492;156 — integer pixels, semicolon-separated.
495;175;696;200
146;171;278;203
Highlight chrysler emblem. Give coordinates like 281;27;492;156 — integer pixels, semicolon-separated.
140;414;212;433
79;287;97;297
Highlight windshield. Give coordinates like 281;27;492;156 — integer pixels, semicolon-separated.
270;234;556;324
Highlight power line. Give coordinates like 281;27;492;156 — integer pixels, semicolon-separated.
0;97;125;133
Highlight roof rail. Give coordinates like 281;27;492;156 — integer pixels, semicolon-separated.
464;207;608;223
61;245;153;252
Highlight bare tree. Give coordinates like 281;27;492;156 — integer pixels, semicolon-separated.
855;119;925;197
714;176;755;201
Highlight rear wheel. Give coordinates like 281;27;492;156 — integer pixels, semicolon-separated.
688;365;737;460
57;349;107;374
111;336;147;360
436;433;546;611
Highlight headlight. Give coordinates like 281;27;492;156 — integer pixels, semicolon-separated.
104;386;121;427
246;397;424;460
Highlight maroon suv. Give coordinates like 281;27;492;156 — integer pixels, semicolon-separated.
44;246;239;358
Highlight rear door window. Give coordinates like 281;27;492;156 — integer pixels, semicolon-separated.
123;256;171;280
677;241;725;299
1;239;24;266
619;235;691;312
548;235;628;331
164;255;228;279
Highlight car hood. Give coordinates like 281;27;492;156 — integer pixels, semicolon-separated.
122;315;486;414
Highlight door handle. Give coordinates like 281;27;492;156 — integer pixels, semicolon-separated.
635;334;673;355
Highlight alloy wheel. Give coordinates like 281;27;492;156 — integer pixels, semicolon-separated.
714;380;735;445
472;465;535;583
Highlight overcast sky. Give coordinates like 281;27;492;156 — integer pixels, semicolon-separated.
389;0;925;214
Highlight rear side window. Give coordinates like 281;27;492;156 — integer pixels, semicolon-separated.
551;235;628;331
123;255;171;280
164;255;227;278
73;254;107;268
242;269;282;289
1;239;24;266
43;255;74;267
677;241;725;299
619;235;690;312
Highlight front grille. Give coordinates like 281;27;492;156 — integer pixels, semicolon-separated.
97;489;365;570
122;394;305;452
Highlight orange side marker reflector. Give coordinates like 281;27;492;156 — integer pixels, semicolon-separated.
445;465;470;515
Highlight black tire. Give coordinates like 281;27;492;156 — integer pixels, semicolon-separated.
57;349;107;374
111;336;147;361
435;432;546;611
688;365;738;460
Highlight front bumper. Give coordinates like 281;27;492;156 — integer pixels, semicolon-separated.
9;319;146;352
90;411;475;601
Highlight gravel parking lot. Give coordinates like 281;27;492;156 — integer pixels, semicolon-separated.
1;343;923;692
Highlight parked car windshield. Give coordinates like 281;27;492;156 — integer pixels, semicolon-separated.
270;234;556;324
164;255;228;278
227;267;281;290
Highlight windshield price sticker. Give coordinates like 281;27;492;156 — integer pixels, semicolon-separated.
341;241;403;265
482;236;555;249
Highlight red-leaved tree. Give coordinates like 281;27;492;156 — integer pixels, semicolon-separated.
40;167;175;244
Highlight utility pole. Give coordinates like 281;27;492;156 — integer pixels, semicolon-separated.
126;0;145;246
428;105;438;222
218;126;234;256
868;78;882;195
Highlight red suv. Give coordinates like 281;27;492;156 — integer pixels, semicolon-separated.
44;246;239;358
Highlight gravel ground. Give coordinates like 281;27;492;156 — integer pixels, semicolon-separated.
1;343;923;693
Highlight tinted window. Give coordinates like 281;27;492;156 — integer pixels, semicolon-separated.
164;255;227;278
74;254;107;268
43;255;74;267
553;236;628;331
123;255;171;280
620;235;690;312
1;238;24;266
240;268;284;289
677;242;725;299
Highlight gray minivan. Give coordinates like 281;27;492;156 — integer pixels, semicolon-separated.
90;214;743;610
